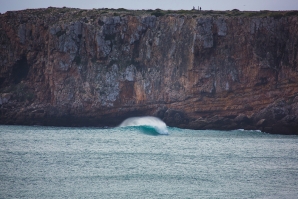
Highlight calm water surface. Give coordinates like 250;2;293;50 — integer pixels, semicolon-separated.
0;125;298;198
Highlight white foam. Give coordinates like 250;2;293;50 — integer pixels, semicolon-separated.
119;116;169;135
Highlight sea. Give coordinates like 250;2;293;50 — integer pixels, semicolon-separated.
0;117;298;199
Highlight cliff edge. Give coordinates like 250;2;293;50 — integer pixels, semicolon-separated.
1;8;298;134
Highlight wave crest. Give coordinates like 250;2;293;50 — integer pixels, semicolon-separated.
119;116;169;135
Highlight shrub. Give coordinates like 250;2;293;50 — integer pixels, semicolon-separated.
246;12;259;17
177;9;194;14
151;11;165;17
269;12;284;19
232;9;240;12
117;8;127;11
203;10;214;15
284;11;298;16
232;12;242;16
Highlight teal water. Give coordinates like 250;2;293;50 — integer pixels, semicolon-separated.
0;125;298;198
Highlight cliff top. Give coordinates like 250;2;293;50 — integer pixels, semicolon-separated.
1;7;298;20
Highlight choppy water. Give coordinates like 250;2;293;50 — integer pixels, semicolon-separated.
1;123;298;198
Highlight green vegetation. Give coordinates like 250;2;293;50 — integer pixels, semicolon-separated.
284;11;298;16
269;12;284;19
145;8;164;17
176;9;196;15
117;8;127;11
243;10;296;18
20;7;298;21
245;10;270;17
151;11;165;17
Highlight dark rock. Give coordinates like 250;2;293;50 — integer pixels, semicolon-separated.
163;109;188;126
234;114;251;124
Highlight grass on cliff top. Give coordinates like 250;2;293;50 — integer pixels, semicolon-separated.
12;7;298;19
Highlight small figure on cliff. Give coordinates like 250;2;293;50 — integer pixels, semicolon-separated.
200;7;202;11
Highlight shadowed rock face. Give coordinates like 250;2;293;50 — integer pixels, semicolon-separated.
0;8;298;134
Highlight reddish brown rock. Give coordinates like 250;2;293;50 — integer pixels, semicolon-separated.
0;8;298;134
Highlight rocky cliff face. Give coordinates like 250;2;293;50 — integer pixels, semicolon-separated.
1;8;298;134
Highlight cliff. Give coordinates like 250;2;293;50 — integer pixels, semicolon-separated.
1;8;298;134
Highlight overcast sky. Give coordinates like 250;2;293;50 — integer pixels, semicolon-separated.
1;0;298;13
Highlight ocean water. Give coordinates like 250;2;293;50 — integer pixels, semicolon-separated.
0;119;298;198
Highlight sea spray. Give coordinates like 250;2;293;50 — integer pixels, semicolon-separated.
119;116;169;135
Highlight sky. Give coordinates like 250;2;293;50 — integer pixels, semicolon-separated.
0;0;298;13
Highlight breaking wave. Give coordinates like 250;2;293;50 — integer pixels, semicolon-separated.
119;116;169;135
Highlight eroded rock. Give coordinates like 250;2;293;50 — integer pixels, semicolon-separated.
0;8;298;134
